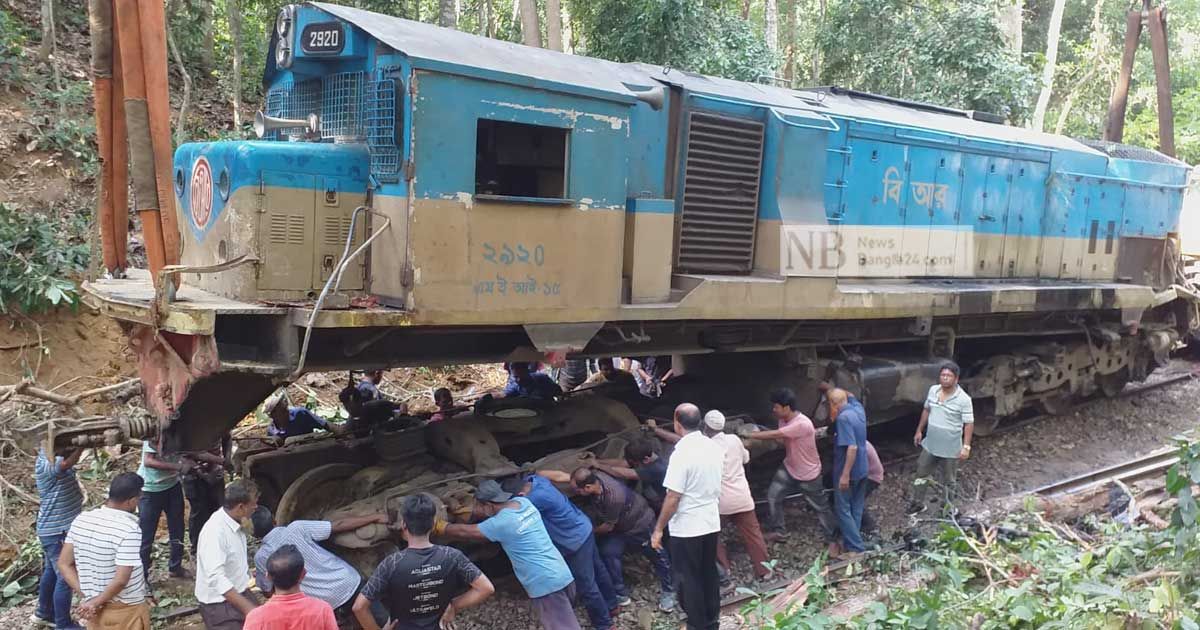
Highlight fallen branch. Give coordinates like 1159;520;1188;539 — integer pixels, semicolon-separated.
0;474;38;504
0;378;141;417
1125;567;1180;588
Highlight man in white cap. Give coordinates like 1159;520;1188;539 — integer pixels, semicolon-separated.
649;410;772;583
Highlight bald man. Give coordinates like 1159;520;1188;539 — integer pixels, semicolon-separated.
828;389;869;554
650;403;722;630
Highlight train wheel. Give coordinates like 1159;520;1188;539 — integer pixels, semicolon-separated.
1038;390;1073;416
274;463;362;524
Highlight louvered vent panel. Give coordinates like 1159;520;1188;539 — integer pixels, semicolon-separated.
269;214;306;245
676;111;764;273
322;216;356;246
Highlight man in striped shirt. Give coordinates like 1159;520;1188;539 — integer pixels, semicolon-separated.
59;472;150;630
34;447;84;629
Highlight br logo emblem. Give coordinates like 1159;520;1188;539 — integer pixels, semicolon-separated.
190;157;214;229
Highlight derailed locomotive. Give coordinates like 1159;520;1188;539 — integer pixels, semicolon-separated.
80;3;1196;512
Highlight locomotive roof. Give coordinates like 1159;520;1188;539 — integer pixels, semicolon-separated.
308;2;1175;165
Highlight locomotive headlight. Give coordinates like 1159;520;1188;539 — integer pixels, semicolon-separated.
275;5;295;68
276;40;293;68
277;5;295;39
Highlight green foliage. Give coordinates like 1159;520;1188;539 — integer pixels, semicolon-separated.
749;444;1200;629
0;538;42;610
0;203;90;314
567;0;775;82
0;7;28;84
817;0;1037;122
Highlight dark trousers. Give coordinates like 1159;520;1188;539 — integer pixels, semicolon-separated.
558;535;614;629
715;510;771;578
912;449;959;508
36;533;73;627
182;474;224;555
597;530;674;596
199;590;258;630
833;478;869;552
531;583;581;630
139;483;185;580
765;466;838;539
669;533;720;630
861;479;881;534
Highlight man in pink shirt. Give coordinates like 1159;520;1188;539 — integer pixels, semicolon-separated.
743;388;837;545
860;441;885;536
244;545;337;630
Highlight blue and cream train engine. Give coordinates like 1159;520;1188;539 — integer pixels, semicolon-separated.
80;2;1196;454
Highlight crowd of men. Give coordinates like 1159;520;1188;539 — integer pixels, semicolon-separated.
31;361;974;630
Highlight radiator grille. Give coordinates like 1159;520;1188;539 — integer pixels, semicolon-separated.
268;214;307;245
320;72;365;141
263;72;366;142
366;75;401;180
676;111;764;273
264;79;320;140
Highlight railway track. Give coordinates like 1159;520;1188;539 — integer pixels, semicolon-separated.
1030;446;1182;497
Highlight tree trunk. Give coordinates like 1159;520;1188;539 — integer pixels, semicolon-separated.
38;0;54;61
545;0;563;51
439;0;457;28
199;0;215;74
741;0;752;20
519;0;540;47
765;0;778;59
781;0;795;83
226;0;243;129
478;0;492;36
811;0;826;81
167;0;192;146
997;0;1022;56
1031;0;1066;132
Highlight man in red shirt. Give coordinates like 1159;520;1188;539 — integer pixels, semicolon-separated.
742;388;838;547
244;545;337;630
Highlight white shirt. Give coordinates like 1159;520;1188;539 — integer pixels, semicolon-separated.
661;430;722;537
195;508;250;604
65;506;146;604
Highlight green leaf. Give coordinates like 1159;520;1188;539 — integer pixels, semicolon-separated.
1178;488;1198;526
734;587;758;598
1;581;19;598
1189;460;1200;485
1075;582;1124;598
1010;604;1034;621
1167;464;1187;494
1180;616;1199;630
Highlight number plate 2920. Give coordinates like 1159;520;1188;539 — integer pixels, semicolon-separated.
300;22;344;55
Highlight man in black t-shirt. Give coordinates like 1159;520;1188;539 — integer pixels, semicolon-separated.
352;494;494;630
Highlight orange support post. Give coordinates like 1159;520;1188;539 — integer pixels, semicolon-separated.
136;0;181;270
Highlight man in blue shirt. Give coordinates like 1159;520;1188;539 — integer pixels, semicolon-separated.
502;472;618;629
264;392;343;439
441;480;580;630
829;389;869;554
34;447;84;629
356;370;383;401
502;362;562;400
